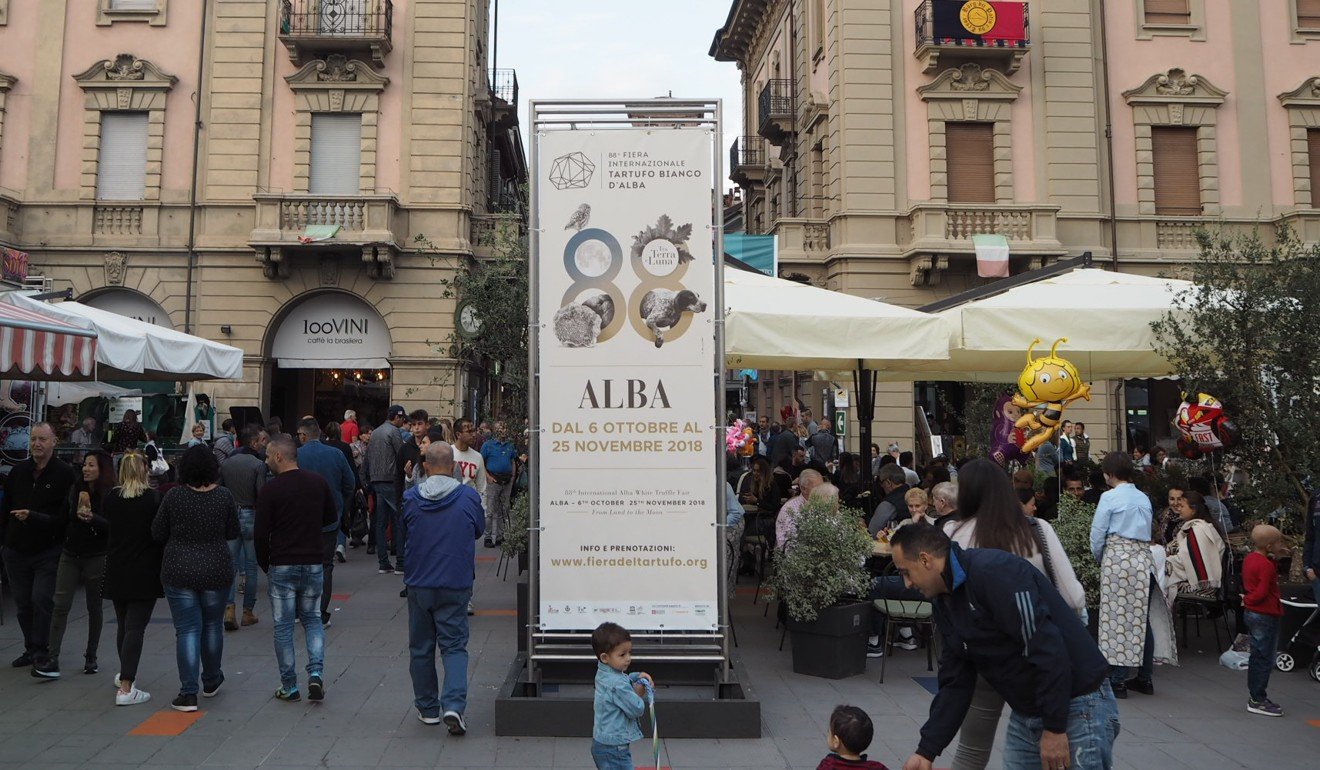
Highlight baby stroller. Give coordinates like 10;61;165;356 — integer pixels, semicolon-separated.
1273;583;1320;681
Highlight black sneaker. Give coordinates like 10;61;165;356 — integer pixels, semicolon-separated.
275;686;301;702
30;658;60;679
171;693;198;712
1111;683;1128;699
399;587;408;598
866;643;885;659
378;564;396;575
1124;677;1154;696
483;538;496;548
84;657;99;675
308;674;324;702
11;652;33;668
1247;698;1283;717
442;710;467;736
202;673;224;698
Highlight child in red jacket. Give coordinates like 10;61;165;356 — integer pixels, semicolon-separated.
817;705;890;770
1241;524;1285;717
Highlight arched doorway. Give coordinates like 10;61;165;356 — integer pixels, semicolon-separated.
267;291;392;430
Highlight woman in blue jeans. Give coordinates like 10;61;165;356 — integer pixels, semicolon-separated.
152;446;240;712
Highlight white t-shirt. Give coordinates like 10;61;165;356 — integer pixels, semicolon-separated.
451;444;488;503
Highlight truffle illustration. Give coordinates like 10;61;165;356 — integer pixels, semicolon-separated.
564;204;591;232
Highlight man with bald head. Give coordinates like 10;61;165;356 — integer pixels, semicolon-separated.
402;441;485;735
256;437;338;702
1242;524;1286;717
775;468;825;549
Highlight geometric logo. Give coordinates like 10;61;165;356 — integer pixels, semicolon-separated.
549;152;596;190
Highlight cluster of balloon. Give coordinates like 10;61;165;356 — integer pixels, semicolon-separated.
1011;338;1092;454
1174;392;1240;459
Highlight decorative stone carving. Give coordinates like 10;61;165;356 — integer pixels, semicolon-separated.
949;63;992;92
319;259;340;287
316;54;360;83
1155;68;1196;96
909;255;949;287
103;251;126;286
1278;76;1320;107
918;63;1022;104
104;54;146;81
1123;68;1227;106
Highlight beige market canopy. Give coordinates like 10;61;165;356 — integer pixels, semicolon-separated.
871;269;1194;382
723;267;952;370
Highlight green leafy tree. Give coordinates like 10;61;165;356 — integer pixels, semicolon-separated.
769;500;874;622
413;207;529;421
1151;226;1320;533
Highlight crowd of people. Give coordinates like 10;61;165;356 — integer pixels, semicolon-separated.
0;407;527;735
722;403;1297;768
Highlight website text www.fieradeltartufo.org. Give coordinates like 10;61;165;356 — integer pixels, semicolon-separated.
548;556;710;570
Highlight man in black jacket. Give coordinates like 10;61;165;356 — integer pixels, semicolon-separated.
890;524;1116;770
1;423;77;667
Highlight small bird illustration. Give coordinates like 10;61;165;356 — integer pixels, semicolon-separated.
564;204;591;231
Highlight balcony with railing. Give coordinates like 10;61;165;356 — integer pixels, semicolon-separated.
914;0;1030;74
489;68;519;128
249;192;402;279
729;136;766;188
757;79;794;145
901;203;1063;283
279;0;394;66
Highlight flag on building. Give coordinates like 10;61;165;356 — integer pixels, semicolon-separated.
930;1;1028;47
972;234;1010;278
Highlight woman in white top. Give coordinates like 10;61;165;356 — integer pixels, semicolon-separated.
940;459;1087;770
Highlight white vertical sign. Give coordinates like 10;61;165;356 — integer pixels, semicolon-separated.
536;127;718;631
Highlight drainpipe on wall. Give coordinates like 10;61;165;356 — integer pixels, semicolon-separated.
184;0;210;335
1098;0;1119;270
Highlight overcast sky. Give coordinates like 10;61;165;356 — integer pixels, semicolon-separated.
494;0;743;188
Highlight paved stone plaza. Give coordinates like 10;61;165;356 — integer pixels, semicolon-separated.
1;551;1317;769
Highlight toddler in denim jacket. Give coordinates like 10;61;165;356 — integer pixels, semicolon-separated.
590;622;653;770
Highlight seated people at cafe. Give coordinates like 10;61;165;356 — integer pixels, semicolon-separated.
776;470;826;550
868;464;910;536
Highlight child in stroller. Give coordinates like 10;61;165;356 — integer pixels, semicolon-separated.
1273;583;1320;681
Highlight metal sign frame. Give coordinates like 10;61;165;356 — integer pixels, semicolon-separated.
527;99;727;682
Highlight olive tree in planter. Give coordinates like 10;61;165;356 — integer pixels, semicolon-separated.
770;500;875;679
1054;494;1100;636
501;493;530;576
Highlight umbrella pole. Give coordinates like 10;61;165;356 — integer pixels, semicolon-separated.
856;360;876;487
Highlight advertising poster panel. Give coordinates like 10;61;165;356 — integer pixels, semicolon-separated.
536;126;718;631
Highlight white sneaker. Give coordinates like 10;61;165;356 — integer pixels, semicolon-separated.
116;687;151;706
417;710;441;725
112;673;121;689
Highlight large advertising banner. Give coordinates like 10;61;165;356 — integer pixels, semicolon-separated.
536;127;719;632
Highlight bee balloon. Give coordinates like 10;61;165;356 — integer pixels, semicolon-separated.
1011;337;1092;453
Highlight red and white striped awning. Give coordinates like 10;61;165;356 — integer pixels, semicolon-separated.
0;300;97;380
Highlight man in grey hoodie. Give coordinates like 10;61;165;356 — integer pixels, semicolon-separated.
402;442;484;735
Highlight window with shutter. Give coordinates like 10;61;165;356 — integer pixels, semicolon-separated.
1145;0;1191;25
1299;0;1320;29
946;123;995;204
96;112;149;200
1309;130;1320;208
1152;127;1201;216
309;114;363;195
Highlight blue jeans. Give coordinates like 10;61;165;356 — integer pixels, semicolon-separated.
373;481;403;571
590;740;633;770
407;586;472;716
1243;610;1280;701
268;564;325;689
163;585;227;696
1003;680;1120;770
228;508;259;610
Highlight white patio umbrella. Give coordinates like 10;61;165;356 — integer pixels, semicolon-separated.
723;267;952;370
0;292;244;381
870;269;1194;382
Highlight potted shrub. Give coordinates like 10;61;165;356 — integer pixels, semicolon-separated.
770;498;875;679
1054;494;1101;635
501;493;530;575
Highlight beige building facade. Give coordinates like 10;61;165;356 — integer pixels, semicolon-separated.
713;0;1320;457
0;0;525;427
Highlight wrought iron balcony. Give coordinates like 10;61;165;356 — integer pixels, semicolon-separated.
279;0;393;67
490;69;519;106
914;0;1030;74
729;137;766;188
757;79;794;146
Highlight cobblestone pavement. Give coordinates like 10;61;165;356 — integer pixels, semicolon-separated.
2;548;1318;769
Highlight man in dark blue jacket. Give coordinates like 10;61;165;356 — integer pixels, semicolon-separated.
402;441;484;736
890;524;1116;770
294;418;355;627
